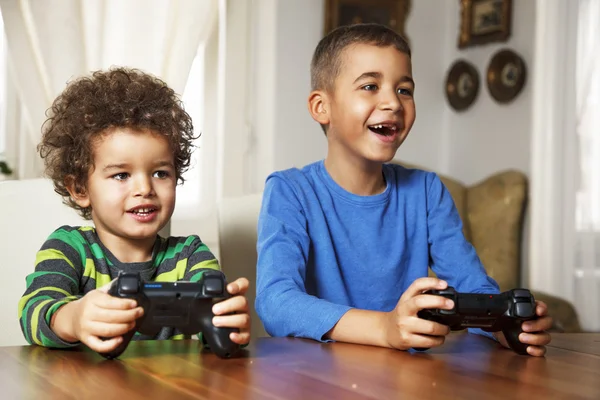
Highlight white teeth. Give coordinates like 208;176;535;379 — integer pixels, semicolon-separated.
371;124;398;130
132;208;154;214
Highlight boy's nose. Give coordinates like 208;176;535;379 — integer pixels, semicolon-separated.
134;177;155;197
379;91;403;112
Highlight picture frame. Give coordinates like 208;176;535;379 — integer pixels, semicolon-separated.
324;0;411;41
459;0;512;49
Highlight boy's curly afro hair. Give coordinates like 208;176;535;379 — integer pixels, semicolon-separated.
38;67;197;219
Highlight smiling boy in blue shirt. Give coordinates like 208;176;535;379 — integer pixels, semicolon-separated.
255;23;552;355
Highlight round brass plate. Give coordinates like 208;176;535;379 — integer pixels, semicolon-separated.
445;60;479;111
486;49;527;103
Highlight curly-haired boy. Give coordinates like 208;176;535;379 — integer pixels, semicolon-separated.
18;67;251;354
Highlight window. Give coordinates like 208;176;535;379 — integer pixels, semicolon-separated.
572;0;600;331
0;9;7;157
170;40;220;253
575;54;600;233
177;43;206;209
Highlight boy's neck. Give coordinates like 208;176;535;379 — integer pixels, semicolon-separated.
96;229;156;263
324;155;386;196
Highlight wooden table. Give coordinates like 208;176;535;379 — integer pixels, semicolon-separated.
0;332;598;399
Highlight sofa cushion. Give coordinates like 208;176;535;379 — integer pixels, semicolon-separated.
439;176;472;243
467;170;527;290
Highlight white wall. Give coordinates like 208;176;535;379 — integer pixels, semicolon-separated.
443;1;536;185
272;0;327;172
249;0;326;193
395;0;450;174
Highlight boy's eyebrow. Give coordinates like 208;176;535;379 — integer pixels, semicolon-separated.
103;163;130;171
353;72;382;83
154;160;175;168
399;75;415;87
102;161;174;171
353;72;415;87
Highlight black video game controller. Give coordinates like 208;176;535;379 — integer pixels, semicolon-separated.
415;287;538;355
99;270;241;359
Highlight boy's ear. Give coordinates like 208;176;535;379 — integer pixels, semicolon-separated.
307;90;330;126
64;176;90;208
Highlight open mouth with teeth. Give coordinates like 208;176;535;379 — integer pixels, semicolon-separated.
128;207;157;216
368;123;399;136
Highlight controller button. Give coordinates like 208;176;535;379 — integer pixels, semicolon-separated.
440;309;456;315
515;302;535;317
120;276;139;295
204;278;224;295
513;289;530;299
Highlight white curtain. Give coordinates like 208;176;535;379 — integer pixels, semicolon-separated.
531;0;600;332
0;0;217;179
0;13;6;165
529;0;578;305
574;0;600;332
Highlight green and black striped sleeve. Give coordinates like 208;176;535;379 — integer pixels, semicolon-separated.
18;227;86;348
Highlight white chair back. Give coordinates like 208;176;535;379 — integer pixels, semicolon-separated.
217;193;269;341
0;179;89;346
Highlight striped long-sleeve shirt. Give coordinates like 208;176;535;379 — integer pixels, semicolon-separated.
18;225;220;348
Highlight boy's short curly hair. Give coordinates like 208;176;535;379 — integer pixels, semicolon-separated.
38;67;196;219
310;23;411;93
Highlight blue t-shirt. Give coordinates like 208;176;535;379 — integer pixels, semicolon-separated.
255;160;499;341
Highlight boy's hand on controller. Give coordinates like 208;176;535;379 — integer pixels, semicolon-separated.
212;277;251;345
51;280;144;353
384;277;453;350
494;300;552;356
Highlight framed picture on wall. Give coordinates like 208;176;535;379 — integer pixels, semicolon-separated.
324;0;411;40
459;0;512;48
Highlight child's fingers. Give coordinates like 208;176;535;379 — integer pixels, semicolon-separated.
406;294;454;316
408;333;447;349
526;345;547;357
85;335;123;353
410;317;451;337
91;306;144;324
535;300;548;317
522;316;552;333
97;278;117;293
519;331;551;347
213;313;251;329
227;277;250;295
87;320;136;339
213;295;249;315
229;331;251;345
401;278;447;301
93;291;138;310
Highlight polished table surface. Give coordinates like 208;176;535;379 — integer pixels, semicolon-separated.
0;332;598;399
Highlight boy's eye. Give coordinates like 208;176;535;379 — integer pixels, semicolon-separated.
153;170;170;179
362;84;378;91
397;88;413;96
112;172;129;181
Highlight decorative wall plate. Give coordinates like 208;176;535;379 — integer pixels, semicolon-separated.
486;49;526;103
445;60;480;111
